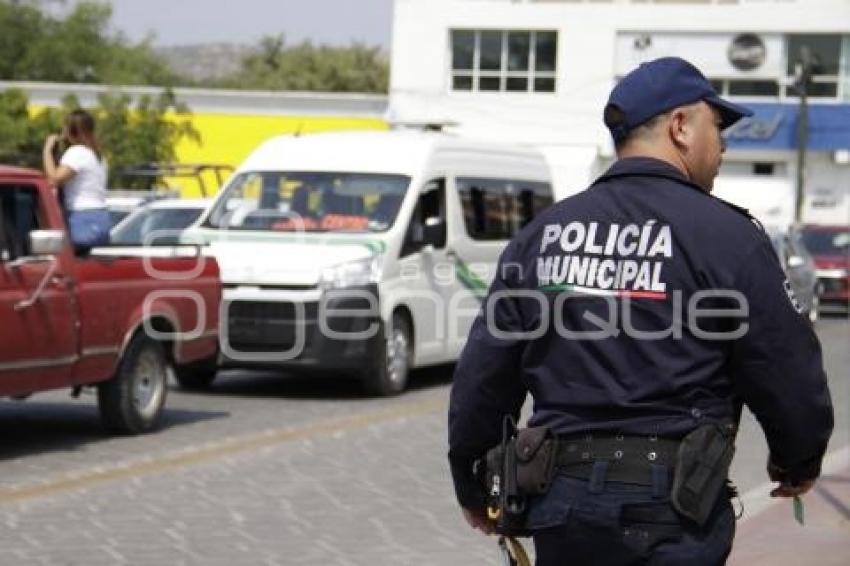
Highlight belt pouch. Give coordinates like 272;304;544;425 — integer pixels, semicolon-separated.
670;424;735;526
515;426;559;495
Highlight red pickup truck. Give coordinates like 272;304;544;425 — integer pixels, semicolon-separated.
0;165;221;434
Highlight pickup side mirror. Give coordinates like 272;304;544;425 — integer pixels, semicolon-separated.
30;230;66;256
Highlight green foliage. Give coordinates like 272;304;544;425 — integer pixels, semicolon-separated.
0;88;72;167
97;89;201;189
212;35;389;93
0;88;201;187
0;2;387;93
0;0;174;85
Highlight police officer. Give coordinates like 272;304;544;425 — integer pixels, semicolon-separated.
448;57;833;565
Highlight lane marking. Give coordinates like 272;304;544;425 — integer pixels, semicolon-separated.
0;397;445;505
738;444;850;522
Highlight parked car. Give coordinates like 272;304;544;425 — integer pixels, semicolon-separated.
0;165;221;433
767;226;820;323
799;224;850;313
105;190;179;227
111;199;212;246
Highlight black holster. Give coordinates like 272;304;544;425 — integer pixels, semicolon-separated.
670;423;735;527
480;417;559;536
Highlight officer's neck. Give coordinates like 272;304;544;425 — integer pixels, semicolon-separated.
616;144;704;192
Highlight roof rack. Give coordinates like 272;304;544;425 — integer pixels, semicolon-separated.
112;162;234;197
389;120;460;132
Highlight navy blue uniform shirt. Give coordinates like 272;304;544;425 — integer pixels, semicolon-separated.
448;157;834;510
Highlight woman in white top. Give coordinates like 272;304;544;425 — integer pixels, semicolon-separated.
42;109;111;250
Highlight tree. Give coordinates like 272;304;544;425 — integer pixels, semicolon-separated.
0;2;388;92
0;0;175;85
97;89;201;189
213;35;389;93
0;88;70;167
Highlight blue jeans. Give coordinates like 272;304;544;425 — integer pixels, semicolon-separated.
67;209;111;249
526;469;735;565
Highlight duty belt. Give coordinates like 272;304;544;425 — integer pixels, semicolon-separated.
555;434;680;486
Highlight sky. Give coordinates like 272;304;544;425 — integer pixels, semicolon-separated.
67;0;395;48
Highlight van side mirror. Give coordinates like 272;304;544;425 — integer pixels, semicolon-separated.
30;230;66;256
422;216;445;247
406;217;445;253
410;223;425;246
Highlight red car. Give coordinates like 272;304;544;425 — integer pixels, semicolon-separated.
799;224;850;313
0;166;221;433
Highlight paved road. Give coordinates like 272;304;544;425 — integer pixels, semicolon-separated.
0;316;847;565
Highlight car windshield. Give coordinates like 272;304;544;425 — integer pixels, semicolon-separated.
800;228;850;255
205;172;410;233
112;207;206;245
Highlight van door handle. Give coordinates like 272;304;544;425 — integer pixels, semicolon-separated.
446;249;458;261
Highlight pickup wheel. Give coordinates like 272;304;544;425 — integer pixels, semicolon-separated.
98;334;169;434
363;312;411;397
174;358;218;391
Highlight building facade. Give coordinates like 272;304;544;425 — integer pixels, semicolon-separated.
388;0;850;226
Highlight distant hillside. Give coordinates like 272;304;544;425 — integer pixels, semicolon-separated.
155;43;254;82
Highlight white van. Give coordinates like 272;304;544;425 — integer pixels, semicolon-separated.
183;131;554;395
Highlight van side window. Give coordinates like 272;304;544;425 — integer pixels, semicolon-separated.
457;177;553;240
0;185;42;260
402;179;446;257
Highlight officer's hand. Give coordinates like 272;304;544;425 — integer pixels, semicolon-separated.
770;479;815;498
766;458;815;497
462;507;496;535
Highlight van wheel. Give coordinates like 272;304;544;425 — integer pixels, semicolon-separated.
98;334;169;434
364;313;412;396
174;358;218;391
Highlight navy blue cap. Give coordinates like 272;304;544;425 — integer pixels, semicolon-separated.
604;57;753;143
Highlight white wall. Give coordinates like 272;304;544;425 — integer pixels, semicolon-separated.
389;0;850;198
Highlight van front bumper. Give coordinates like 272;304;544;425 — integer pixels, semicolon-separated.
218;284;385;373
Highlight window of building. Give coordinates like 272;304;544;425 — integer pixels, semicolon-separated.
753;162;775;176
457;177;553;240
706;34;847;101
450;30;558;93
710;79;780;97
784;34;842;98
728;80;780;97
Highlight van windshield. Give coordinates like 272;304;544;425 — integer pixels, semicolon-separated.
205;172;410;233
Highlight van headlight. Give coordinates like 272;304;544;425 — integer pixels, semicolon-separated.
319;256;383;290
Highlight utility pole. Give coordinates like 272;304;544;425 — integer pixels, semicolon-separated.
793;46;814;224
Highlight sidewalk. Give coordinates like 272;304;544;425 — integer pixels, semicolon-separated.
729;465;850;565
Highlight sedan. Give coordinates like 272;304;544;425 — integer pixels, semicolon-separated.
111;199;212;246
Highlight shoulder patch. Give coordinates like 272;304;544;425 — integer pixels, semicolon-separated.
783;278;804;314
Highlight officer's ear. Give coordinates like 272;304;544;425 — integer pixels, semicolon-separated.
668;106;693;150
